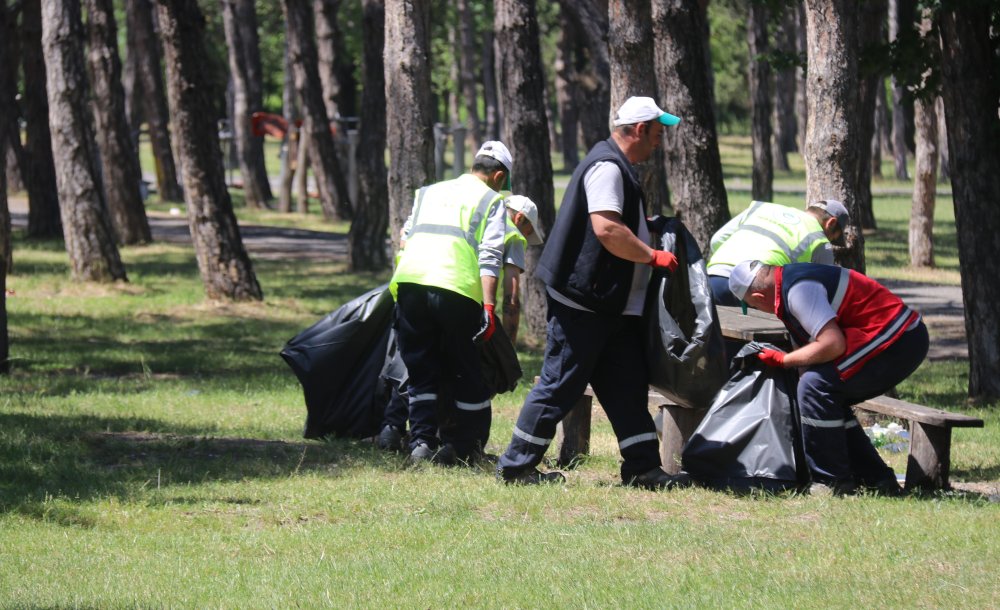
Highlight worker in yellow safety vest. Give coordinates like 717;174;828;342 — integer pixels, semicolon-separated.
388;141;512;465
707;199;849;306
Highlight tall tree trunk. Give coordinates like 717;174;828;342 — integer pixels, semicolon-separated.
285;0;352;222
771;5;795;172
314;0;356;121
221;0;271;209
793;1;808;156
21;0;63;238
122;5;143;155
0;3;14;372
909;96;936;268
747;0;773;202
888;0;913;181
294;125;311;213
482;22;500;140
935;95;949;183
126;0;183;201
457;0;483;150
854;0;887;231
652;0;730;256
2;5;26;196
41;0;127;282
85;0;152;245
609;0;668;216
235;0;272;202
872;81;887;179
348;0;389;271
495;0;555;344
385;0;434;244
155;0;262;300
803;0;863;271
558;0;610;149
278;38;295;213
554;7;579;172
939;1;1000;402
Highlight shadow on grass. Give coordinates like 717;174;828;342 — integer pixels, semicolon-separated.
0;410;385;519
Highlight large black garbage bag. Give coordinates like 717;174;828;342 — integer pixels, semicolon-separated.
280;285;394;439
476;318;522;395
644;218;729;409
681;343;809;492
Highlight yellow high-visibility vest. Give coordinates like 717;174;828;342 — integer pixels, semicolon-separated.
708;201;830;275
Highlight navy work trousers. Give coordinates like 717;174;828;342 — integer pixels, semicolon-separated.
798;321;929;484
498;296;661;481
394;283;491;457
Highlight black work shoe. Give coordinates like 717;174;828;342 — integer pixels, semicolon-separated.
407;442;457;466
626;467;692;491
497;466;565;485
864;477;905;497
375;425;405;452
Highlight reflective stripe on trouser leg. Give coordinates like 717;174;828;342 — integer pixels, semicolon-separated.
797;364;853;482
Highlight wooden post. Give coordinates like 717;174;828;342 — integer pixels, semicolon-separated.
905;422;952;491
556;394;593;467
659;405;707;474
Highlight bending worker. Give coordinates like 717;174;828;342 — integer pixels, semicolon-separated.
729;260;928;495
388;141;512;465
496;96;688;489
707;199;850;306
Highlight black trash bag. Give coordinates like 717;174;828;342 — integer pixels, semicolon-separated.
280;285;394;439
644;217;729;409
476;318;522;395
681;342;809;492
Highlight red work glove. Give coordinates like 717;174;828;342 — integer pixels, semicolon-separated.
758;348;786;368
474;303;497;343
648;250;679;272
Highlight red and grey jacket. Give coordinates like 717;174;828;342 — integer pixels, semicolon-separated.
775;263;920;380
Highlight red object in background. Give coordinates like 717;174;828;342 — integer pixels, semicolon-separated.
251;112;336;139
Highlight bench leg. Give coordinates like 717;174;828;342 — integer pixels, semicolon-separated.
556;394;593;467
659;405;707;475
905;422;952;491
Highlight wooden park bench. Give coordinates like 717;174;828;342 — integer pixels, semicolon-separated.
545;307;984;490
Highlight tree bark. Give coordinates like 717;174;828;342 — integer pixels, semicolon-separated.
888;0;913;180
609;0;668;216
126;0;183;202
935;95;949;183
554;8;579;172
457;0;483;150
314;0;357;121
747;0;773;202
495;0;555;344
285;0;352;222
235;0;272;202
85;0;152;245
793;1;808;156
771;5;796;171
558;0;610;149
155;0;262;301
2;4;26;196
0;3;14;372
221;0;272;209
122;4;143;155
803;0;863;271
348;0;390;271
21;0;63;238
278;38;296;213
854;0;887;231
652;0;730;256
42;0;127;282
385;0;435;245
939;2;1000;402
909;95;936;268
872;80;887;179
481;24;500;140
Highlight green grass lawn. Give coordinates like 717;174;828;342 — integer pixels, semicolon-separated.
2;138;997;607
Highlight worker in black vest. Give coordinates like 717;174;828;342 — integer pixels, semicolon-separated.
496;97;690;489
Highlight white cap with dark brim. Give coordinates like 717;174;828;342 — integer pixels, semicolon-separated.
613;96;681;127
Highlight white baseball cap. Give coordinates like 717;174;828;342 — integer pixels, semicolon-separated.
613;96;681;127
475;141;513;173
505;195;544;246
729;260;763;302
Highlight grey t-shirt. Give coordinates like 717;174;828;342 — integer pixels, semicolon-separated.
786;280;837;340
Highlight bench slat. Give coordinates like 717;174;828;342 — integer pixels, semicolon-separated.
856;395;984;428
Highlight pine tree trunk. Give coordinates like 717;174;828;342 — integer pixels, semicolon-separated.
495;0;555;344
935;95;949;183
554;9;579;172
457;0;483;150
803;0;863;271
385;0;435;244
41;0;127;282
21;0;63;238
793;2;808;156
481;26;500;141
348;0;390;272
652;0;730;256
155;0;262;301
609;0;668;216
888;0;912;181
872;83;887;179
221;0;271;209
854;0;887;231
2;9;26;196
278;39;296;214
294;126;310;213
909;95;936;268
559;0;610;149
770;5;796;170
939;3;1000;402
235;0;271;201
0;4;14;372
285;0;352;221
314;0;356;121
747;0;773;202
126;0;183;201
85;0;152;245
122;7;143;155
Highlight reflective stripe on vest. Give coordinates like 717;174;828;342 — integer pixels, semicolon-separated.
712;202;827;271
407;189;498;252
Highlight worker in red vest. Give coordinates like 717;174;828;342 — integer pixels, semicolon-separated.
729;260;929;496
